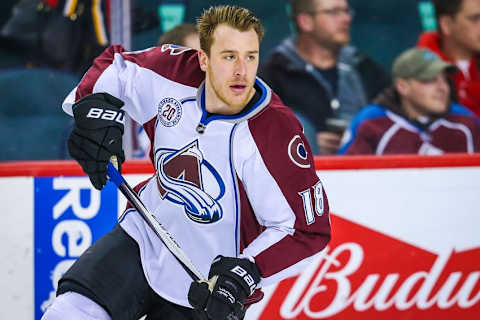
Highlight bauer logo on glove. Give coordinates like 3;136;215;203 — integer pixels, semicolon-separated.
86;107;125;124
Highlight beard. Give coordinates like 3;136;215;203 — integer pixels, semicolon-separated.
313;30;350;51
207;65;256;113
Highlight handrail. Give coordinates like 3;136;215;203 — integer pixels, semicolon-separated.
0;154;480;177
313;153;480;170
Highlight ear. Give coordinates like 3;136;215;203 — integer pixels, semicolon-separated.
438;15;453;36
297;13;315;33
198;49;208;72
395;78;410;97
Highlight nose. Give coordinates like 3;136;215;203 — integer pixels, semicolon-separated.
234;58;247;77
343;10;352;21
342;14;353;27
341;15;352;27
340;8;353;23
436;74;450;94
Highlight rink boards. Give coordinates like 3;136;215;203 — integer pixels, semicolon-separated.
1;155;479;320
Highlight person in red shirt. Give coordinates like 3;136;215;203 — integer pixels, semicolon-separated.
417;0;480;118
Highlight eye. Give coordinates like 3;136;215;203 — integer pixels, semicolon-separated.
469;15;480;23
224;55;235;60
247;55;256;61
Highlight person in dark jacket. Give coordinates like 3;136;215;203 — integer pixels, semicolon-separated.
259;0;389;155
339;48;480;155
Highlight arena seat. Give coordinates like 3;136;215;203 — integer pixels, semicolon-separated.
0;68;78;161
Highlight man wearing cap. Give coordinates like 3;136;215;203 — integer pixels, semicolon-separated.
338;48;480;155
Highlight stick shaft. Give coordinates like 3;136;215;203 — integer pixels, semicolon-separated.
107;162;205;281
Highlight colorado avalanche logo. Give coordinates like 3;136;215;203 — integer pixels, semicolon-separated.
288;135;311;168
155;140;225;223
160;43;193;55
158;97;182;127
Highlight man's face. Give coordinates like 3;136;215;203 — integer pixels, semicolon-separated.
309;0;352;48
401;73;451;117
199;24;259;114
448;0;480;55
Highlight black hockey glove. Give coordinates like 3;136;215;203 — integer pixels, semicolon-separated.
188;255;261;320
67;92;125;190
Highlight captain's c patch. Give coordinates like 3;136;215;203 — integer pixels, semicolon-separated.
288;135;311;168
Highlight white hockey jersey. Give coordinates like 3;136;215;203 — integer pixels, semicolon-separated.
62;44;331;307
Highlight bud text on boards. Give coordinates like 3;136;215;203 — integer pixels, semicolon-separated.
258;215;480;319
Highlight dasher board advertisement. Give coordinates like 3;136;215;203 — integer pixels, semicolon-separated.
0;155;479;319
246;165;480;319
33;177;118;320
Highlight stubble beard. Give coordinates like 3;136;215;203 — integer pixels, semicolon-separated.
313;32;349;52
208;67;255;113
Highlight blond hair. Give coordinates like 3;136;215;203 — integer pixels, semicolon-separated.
196;5;264;56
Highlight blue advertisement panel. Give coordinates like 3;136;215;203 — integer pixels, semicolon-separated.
34;177;118;320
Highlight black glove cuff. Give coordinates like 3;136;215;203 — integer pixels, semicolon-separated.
73;92;124;112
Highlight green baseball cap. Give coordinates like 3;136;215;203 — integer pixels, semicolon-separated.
392;48;457;81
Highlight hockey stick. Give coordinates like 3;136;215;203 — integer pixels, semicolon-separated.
106;162;206;282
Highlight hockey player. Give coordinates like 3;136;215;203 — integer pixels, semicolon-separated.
41;5;331;320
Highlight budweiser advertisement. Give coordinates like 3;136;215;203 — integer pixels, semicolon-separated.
247;215;480;319
0;155;479;320
246;155;480;319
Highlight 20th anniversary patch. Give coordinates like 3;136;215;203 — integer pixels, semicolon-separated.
158;97;182;127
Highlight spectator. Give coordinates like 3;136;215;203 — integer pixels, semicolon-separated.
0;0;108;75
157;23;200;50
339;48;480;155
417;0;480;118
260;0;390;155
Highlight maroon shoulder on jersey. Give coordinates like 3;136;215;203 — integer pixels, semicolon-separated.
444;113;480;152
345;117;395;155
76;45;204;101
247;94;331;277
345;109;480;155
121;45;204;88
